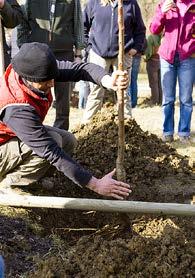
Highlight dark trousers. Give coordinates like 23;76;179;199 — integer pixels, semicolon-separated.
54;51;74;130
146;58;162;105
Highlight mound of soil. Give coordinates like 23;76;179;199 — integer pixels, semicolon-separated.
0;107;195;277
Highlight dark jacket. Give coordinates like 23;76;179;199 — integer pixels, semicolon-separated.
17;0;81;53
83;0;146;58
0;0;23;68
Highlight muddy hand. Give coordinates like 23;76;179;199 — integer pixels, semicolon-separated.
87;169;132;200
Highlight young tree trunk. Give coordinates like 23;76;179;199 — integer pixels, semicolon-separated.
116;0;126;181
0;20;5;76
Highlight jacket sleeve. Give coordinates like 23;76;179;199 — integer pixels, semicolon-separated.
0;0;23;28
56;60;108;85
83;0;94;48
131;1;146;53
17;2;31;48
149;2;166;35
73;0;85;49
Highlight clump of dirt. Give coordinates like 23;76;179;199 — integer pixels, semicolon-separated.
0;207;52;277
72;106;194;203
27;216;195;278
1;106;195;277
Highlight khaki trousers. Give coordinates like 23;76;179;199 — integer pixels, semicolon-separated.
0;126;77;187
82;49;132;123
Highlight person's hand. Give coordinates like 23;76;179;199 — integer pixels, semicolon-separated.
161;0;176;13
128;48;137;56
86;169;132;200
110;70;129;91
101;70;129;91
0;0;5;9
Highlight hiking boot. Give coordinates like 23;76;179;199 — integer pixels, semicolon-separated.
162;135;174;143
0;177;31;195
179;136;190;144
0;185;31;195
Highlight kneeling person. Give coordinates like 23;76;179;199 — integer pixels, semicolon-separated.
0;42;131;200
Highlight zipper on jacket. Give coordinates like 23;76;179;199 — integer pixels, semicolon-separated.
49;1;56;42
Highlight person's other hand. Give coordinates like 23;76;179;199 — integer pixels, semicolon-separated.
128;48;137;56
87;169;132;200
0;0;5;9
161;0;176;13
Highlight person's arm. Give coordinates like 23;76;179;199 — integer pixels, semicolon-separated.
56;60;129;91
149;1;167;35
0;0;23;28
129;1;146;55
2;105;131;199
2;105;93;186
73;0;85;58
83;0;93;48
17;2;31;48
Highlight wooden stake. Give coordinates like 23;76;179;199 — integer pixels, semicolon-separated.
116;0;126;181
0;19;5;76
0;195;194;216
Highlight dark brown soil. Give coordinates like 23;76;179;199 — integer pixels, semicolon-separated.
0;107;195;277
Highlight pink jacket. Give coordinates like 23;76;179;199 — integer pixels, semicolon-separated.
150;0;195;64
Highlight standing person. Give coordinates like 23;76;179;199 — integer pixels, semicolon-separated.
82;0;146;124
17;0;85;131
150;0;195;143
0;0;23;69
145;33;162;105
0;42;131;199
128;52;142;108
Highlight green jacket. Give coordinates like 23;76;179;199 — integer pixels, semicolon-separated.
145;34;161;62
17;0;84;53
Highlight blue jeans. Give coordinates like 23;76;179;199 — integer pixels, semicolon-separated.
0;256;4;278
78;81;90;109
128;55;141;108
160;56;195;137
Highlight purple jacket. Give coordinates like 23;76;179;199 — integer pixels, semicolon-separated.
150;0;195;64
83;0;146;58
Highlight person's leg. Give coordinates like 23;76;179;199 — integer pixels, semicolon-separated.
178;57;195;137
78;81;90;109
158;65;163;105
160;58;177;137
53;51;74;130
0;127;77;188
147;59;161;104
0;256;4;278
128;55;141;108
82;50;112;123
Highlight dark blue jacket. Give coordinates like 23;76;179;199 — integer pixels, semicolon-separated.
83;0;146;58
